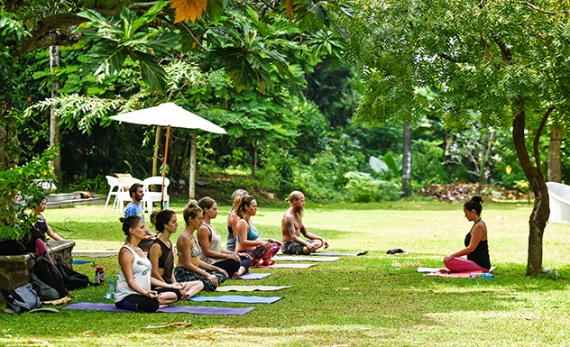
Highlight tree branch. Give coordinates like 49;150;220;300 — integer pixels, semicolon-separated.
533;105;555;175
520;2;570;15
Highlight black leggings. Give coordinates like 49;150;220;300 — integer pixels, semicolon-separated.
214;256;252;276
115;288;181;312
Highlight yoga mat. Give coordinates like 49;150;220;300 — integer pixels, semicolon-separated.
63;302;255;315
260;263;315;269
272;255;340;262
216;285;291;292
72;260;94;265
425;266;497;278
309;251;368;257
190;295;282;304
417;267;442;273
238;273;271;280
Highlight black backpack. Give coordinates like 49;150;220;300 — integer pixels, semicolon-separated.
32;253;68;299
56;262;94;290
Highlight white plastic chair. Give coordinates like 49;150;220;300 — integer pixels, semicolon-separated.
104;175;119;210
546;182;570;224
115;177;143;212
143;176;170;214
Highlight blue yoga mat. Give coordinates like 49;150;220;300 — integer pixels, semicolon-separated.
190;295;282;304
72;260;94;265
64;302;255;315
238;273;271;280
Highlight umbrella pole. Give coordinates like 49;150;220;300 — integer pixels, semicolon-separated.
161;125;171;210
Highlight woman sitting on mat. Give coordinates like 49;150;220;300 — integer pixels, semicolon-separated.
174;200;228;291
443;196;491;273
197;197;251;279
234;194;281;267
115;216;182;312
148;210;204;299
226;189;248;252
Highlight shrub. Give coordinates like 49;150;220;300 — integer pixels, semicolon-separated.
344;172;401;202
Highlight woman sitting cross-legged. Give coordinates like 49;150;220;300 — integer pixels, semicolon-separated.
197;197;251;279
115;216;182;313
443;196;491;273
148;210;204;299
234;194;281;267
174;200;228;291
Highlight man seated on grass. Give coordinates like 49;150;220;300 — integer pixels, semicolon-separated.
281;191;328;255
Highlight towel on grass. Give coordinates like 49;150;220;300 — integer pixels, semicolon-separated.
63;302;254;315
216;285;291;292
424;266;497;278
190;295;282;304
272;255;340;262
238;273;271;280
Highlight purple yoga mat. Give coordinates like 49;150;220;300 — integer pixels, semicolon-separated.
63;302;255;315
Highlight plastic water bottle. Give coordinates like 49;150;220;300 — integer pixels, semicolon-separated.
469;273;482;279
104;279;115;299
481;273;495;280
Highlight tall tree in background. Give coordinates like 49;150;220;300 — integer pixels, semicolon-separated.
346;0;570;275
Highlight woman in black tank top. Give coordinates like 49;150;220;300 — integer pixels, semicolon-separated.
443;196;491;273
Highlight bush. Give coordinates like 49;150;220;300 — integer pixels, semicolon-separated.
344;172;401;202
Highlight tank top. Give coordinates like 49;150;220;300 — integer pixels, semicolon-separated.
115;245;152;302
464;220;491;269
200;223;222;264
148;238;174;283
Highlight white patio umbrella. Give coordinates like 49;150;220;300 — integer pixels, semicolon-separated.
110;102;226;204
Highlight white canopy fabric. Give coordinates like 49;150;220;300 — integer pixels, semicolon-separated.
110;102;226;134
110;102;226;203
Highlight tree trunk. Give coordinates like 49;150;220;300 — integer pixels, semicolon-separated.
188;132;196;199
252;142;258;178
548;124;561;182
0;100;18;172
512;105;550;276
153;126;162;177
402;121;412;197
49;45;63;185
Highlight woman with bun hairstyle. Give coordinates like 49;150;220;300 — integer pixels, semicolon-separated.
443;196;491;272
234;194;280;267
174;200;227;291
115;216;182;312
198;197;251;279
148;210;204;299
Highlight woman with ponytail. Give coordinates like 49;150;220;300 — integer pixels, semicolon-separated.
443;196;491;273
234;194;280;267
148;210;204;299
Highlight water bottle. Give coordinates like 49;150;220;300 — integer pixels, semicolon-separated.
481;273;494;280
104;279;115;299
95;266;105;286
469;273;482;279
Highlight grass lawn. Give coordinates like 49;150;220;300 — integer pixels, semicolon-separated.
1;199;570;346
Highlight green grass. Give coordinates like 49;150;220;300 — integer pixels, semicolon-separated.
1;200;570;346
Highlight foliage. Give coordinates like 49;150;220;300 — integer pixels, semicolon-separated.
344;171;401;202
411;139;448;186
0;148;56;240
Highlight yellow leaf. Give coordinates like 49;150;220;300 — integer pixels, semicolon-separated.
286;0;294;20
169;0;208;23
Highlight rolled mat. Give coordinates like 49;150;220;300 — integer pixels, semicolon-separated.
216;285;291;292
190;295;282;304
63;302;255;315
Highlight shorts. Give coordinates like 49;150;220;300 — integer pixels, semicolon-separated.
282;240;314;255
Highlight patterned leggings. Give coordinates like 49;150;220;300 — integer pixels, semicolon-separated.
173;267;226;292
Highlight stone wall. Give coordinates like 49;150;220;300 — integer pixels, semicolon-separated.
0;240;75;291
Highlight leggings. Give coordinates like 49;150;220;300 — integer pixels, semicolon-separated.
115;294;160;312
444;257;489;273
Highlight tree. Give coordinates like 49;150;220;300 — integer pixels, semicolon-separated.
346;0;570;275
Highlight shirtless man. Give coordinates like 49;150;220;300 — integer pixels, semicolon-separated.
281;191;328;254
